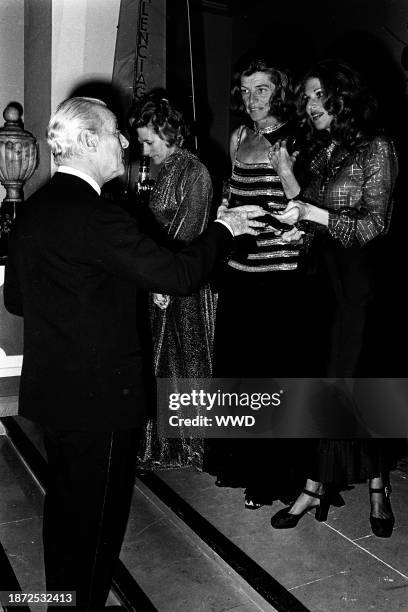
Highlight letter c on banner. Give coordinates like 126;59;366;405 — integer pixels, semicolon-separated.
137;44;147;59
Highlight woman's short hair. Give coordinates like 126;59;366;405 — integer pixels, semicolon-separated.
47;97;111;164
128;91;190;148
296;59;379;150
230;57;295;122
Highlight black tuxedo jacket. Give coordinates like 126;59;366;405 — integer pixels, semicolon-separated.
4;173;232;430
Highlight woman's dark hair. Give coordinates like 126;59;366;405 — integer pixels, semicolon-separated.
128;89;190;148
231;57;295;122
296;59;380;151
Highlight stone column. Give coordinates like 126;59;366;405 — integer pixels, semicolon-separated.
24;0;121;196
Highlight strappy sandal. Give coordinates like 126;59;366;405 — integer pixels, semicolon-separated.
271;488;330;529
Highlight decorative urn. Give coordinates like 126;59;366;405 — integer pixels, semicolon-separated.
0;103;38;262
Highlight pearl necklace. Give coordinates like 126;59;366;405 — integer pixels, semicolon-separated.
326;141;336;159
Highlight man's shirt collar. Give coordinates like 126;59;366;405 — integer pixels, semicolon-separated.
57;166;101;196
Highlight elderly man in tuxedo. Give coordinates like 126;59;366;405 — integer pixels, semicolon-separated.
4;97;264;610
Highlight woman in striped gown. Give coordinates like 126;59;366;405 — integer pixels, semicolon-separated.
204;56;309;508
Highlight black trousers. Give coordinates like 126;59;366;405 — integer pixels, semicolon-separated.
43;427;140;611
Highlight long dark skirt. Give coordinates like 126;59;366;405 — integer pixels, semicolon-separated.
303;239;403;486
203;266;308;503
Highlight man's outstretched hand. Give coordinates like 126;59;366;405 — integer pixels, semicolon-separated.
217;201;266;236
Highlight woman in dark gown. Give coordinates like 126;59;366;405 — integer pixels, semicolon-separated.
130;92;215;468
269;60;399;537
204;57;310;507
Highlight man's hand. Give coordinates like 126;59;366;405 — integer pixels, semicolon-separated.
153;293;170;310
217;204;266;236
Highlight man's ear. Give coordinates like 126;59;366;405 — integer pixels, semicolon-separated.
79;129;99;151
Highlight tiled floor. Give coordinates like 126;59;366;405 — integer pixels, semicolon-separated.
157;468;408;611
0;435;120;610
0;432;269;611
0;435;45;610
121;480;272;611
1;430;408;611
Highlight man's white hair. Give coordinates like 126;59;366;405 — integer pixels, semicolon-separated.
46;97;113;164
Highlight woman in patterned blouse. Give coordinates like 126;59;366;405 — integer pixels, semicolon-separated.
269;60;399;537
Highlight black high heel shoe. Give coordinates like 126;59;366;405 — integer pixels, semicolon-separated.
328;490;345;508
271;488;330;529
369;486;395;538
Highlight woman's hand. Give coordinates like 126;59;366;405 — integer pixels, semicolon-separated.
272;200;306;243
153;293;170;310
269;139;298;177
272;200;308;225
269;140;301;199
274;200;329;229
280;226;305;243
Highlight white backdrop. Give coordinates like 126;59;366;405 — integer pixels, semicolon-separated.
0;265;23;378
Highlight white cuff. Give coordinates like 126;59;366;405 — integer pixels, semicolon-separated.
214;218;234;237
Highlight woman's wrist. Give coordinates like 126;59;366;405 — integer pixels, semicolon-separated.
280;173;301;200
285;187;301;200
303;203;329;226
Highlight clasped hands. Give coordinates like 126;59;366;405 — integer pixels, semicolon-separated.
217;198;307;242
270;200;309;242
154;198;306;310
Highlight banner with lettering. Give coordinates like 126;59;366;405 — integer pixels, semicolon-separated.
112;0;166;106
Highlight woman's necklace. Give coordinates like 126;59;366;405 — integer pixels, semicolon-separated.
253;121;286;136
326;141;336;159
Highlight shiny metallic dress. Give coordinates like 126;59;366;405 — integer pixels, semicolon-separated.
138;148;215;469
